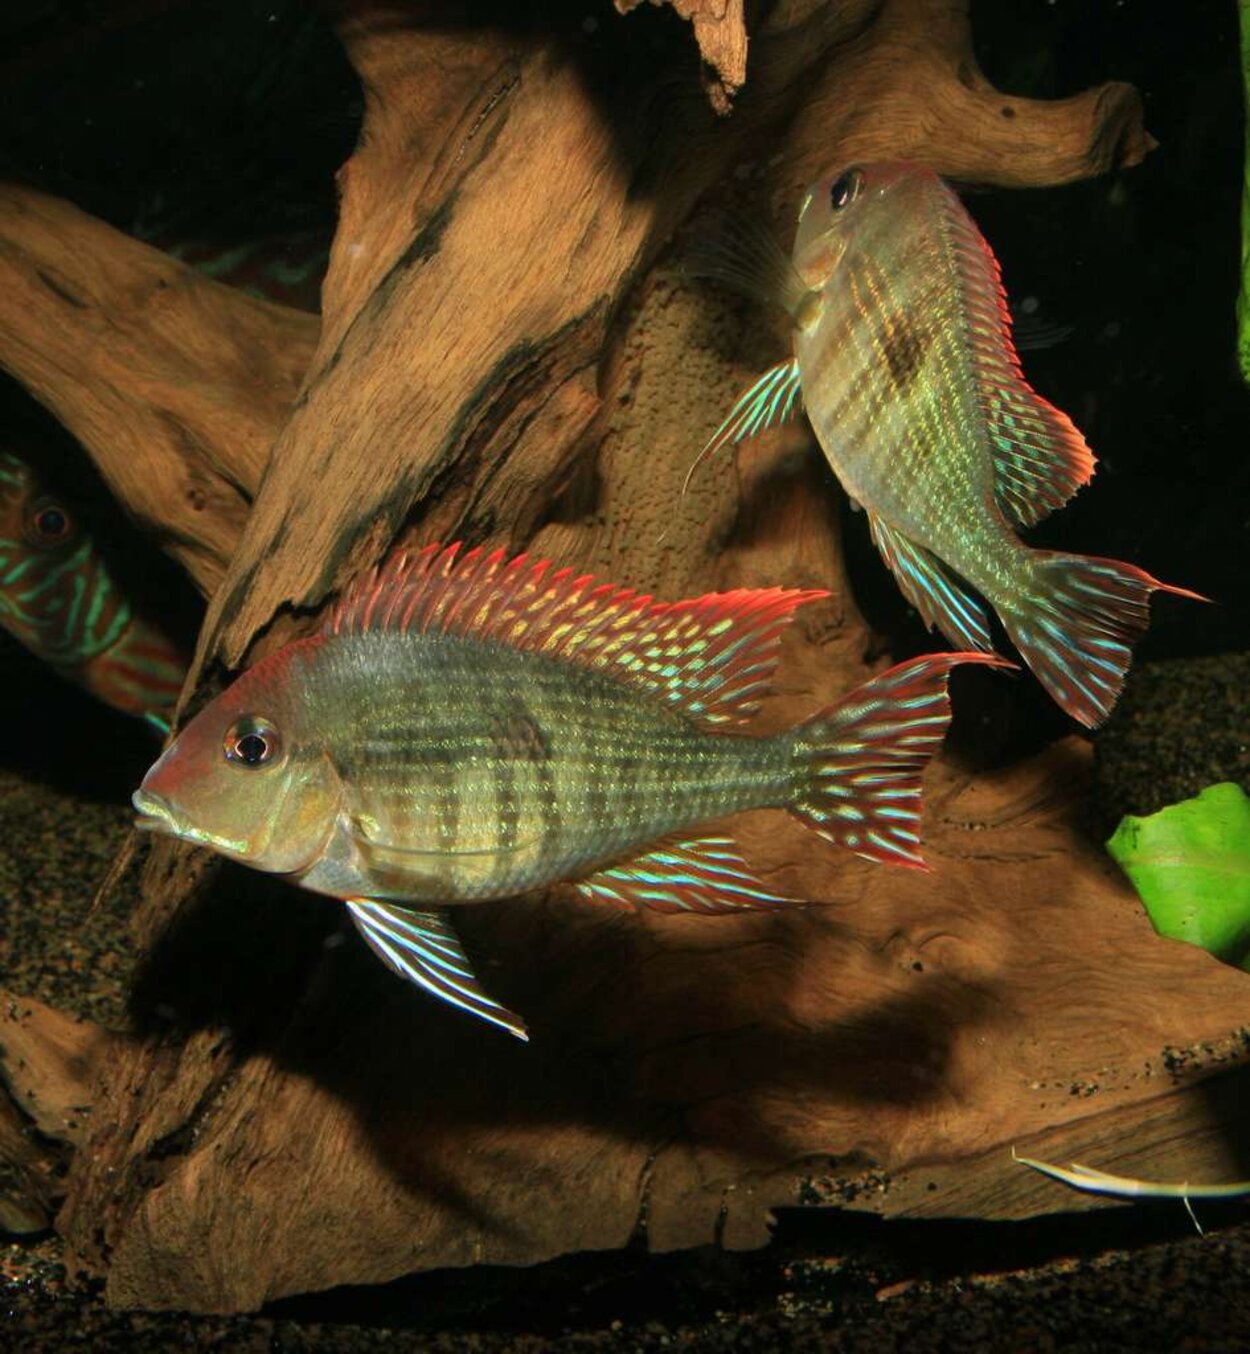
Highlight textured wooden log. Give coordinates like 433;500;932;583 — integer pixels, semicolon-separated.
0;994;107;1235
0;185;318;594
616;0;749;113
4;0;1227;1319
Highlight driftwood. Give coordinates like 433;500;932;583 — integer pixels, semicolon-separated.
3;0;1243;1317
0;995;107;1235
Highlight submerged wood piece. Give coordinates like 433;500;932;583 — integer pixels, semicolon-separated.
0;993;107;1234
615;0;748;114
779;0;1153;192
8;0;1189;1315
0;184;318;594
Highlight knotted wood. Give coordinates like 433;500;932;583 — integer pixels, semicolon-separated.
3;0;1236;1318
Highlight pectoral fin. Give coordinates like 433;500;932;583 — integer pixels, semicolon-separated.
867;513;992;653
683;358;804;493
576;834;799;915
346;898;528;1041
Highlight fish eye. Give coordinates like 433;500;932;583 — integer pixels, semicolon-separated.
25;497;75;549
224;715;281;769
829;168;863;212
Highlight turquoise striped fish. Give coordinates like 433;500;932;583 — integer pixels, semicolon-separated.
0;451;185;731
132;543;1007;1039
688;162;1201;727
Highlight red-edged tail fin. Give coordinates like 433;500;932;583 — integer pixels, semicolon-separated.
999;552;1206;729
788;653;1014;870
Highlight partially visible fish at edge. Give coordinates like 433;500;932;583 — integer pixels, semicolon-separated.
685;162;1203;727
132;542;1009;1039
0;450;186;732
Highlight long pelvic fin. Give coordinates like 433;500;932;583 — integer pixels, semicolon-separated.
936;179;1094;527
867;513;992;653
576;834;799;915
682;358;803;495
327;543;828;727
789;652;1015;869
345;899;528;1041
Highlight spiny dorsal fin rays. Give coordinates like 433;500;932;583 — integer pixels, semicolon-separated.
681;358;804;496
326;543;830;728
934;179;1095;528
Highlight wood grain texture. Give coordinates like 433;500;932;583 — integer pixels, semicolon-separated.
615;0;749;113
0;0;1220;1317
0;185;318;594
0;993;108;1234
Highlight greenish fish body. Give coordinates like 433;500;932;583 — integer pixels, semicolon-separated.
0;450;185;730
134;543;1003;1039
695;163;1200;727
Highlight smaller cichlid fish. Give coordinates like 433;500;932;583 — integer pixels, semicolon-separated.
133;543;1007;1039
0;450;186;732
686;162;1202;727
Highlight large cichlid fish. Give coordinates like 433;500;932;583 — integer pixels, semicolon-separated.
133;543;1006;1039
687;162;1201;728
0;450;185;732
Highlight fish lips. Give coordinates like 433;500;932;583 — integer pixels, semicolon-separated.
131;786;250;859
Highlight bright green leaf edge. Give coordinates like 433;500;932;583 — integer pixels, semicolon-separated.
1107;782;1250;972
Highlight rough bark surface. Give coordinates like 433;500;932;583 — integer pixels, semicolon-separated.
1;0;1235;1319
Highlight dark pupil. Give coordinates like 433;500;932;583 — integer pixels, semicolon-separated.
830;172;856;210
35;506;68;538
235;732;269;765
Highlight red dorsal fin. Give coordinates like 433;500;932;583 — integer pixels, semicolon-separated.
936;180;1095;528
325;543;828;726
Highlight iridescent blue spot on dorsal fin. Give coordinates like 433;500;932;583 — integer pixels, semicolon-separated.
867;513;992;653
935;179;1095;528
326;543;829;728
575;834;800;914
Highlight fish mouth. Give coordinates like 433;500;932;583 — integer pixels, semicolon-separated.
131;788;249;857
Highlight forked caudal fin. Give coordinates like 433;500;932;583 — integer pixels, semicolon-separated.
998;552;1206;729
788;652;1014;869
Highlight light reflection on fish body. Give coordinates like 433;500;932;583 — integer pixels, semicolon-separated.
695;162;1201;728
132;542;1007;1039
0;450;185;731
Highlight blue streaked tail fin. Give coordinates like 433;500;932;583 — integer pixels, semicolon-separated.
998;551;1205;728
788;652;1014;869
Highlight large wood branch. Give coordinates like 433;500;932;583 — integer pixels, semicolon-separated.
2;0;1221;1319
0;186;318;593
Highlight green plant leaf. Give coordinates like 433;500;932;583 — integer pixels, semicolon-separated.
1107;782;1250;971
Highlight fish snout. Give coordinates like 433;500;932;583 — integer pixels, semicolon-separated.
131;786;178;835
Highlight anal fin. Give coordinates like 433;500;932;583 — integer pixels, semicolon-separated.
346;899;528;1041
867;513;992;653
576;834;799;915
683;358;803;493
